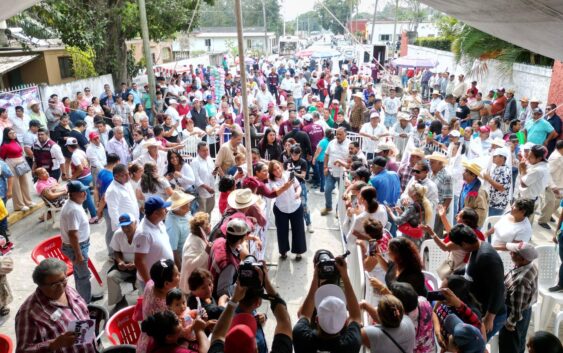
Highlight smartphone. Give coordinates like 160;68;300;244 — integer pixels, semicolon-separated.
368;240;378;256
426;290;446;301
289;171;295;180
212;167;219;175
237;167;243;174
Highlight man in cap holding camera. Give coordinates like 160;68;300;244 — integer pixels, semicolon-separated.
293;253;362;353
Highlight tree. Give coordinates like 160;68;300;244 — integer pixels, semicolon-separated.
316;0;359;34
13;0;212;85
295;11;322;34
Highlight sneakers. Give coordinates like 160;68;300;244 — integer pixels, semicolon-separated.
539;223;552;230
320;208;333;216
20;206;29;212
89;217;99;224
549;285;563;292
307;225;315;233
295;255;303;261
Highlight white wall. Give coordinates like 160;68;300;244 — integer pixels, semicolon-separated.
189;36;272;53
407;45;553;106
367;22;439;46
39;74;114;111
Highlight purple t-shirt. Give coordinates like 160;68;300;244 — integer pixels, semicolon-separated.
303;123;324;150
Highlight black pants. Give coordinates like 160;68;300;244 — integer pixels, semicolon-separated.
273;204;306;255
499;307;531;353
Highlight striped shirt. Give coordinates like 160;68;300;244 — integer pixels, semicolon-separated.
15;286;96;353
504;262;538;330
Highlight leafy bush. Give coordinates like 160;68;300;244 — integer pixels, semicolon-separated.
414;37;452;51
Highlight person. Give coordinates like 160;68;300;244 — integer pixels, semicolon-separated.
283;145;313;233
0;127;34;211
106;126;130;165
499;242;539;353
107;213;138;309
312;128;333;193
32;128;65;180
539;139;563;229
359;112;388;161
15;258;96;353
166;190;195;268
293;255;362;353
215;129;246;173
268;160;306;260
387;183;432;246
134;138;169;176
516;145;549;222
443;314;486;353
59;180;96;303
459;162;488;228
524;108;557;146
321;128;350;215
400;159;439;213
527;331;563;353
34;167;67;216
94;153;119;257
483;148;512;216
485;198;534;250
166;150;195;193
139;162;174;201
448;224;506;340
346;186;388;245
191;142;217;214
134;196;175;288
369;156;401;206
208;218;249;298
141;310;209;353
427;152;453;235
66;137;98;223
137;258;181;353
179;212;212;294
258;128;283;161
105;163;140;232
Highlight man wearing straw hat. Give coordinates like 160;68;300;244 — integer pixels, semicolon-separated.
165;190;195;268
133;138;168;176
460;161;489;228
427;152;453;236
348;92;366;132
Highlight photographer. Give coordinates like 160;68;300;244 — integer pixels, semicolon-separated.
208;278;293;353
293;254;362;353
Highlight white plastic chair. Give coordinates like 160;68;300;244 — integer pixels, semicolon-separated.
535;245;563;330
482;215;501;232
420;239;449;275
496;250;514;274
40;197;64;230
422;270;440;291
554;310;563;336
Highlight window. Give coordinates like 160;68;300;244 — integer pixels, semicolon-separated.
58;56;73;79
247;39;252;49
204;39;211;47
379;34;391;41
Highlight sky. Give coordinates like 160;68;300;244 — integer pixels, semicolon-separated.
281;0;378;21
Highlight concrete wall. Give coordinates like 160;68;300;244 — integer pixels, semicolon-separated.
367;21;439;46
547;60;563;116
39;74;114;111
127;39;174;65
189;36;275;53
407;45;553;107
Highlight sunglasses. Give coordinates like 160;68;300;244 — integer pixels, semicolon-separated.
412;169;422;174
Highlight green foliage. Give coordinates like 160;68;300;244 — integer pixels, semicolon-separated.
295;11;322;33
316;0;359;34
414;37;452;51
378;0;430;22
66;46;97;79
435;16;461;41
224;39;238;58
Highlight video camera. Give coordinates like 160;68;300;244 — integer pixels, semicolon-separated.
313;249;351;283
238;255;264;288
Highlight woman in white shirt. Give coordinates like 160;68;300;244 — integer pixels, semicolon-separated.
485;198;534;250
347;186;388;246
165;150;195;193
137;162;173;201
268;160;306;260
180;212;211;294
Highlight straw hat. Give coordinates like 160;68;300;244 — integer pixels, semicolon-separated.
426;152;448;164
530;97;541;103
431;90;440;95
398;112;410;120
520;97;529;103
352;92;364;99
167;190;195;211
462;161;482;176
142;138;160;149
410;148;425;158
491;138;506;148
227;188;260;210
27;100;40;108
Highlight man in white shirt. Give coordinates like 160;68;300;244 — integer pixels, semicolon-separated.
280;72;294;93
191;141;216;214
452;74;469;99
10;106;30;143
435;94;456;125
106;126;130;165
539;140;563;228
321;127;350;215
108;213;139;307
94;120;111;147
60;180;94;303
86;132;107;186
165;99;182;132
134;196;174;288
255;83;275;112
429;90;442;115
105;163;140;232
359;112;388;160
382;88;401;128
134;138;168;176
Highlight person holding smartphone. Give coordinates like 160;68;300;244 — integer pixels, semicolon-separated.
283;145;313;234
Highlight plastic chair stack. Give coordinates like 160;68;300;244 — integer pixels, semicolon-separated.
105;306;141;345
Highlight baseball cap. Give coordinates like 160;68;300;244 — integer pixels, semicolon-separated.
88;131;99;140
444;314;486;353
67;180;89;193
144;196;172;216
168;99;178;105
352;167;371;180
370;112;380;119
533;108;543;115
118;213;134;227
65;137;78;146
449;130;461;138
374;143;392;153
206;94;213;100
522;142;535;150
479;126;491;133
506;242;538;261
492;148;509;159
371;156;388;168
267;102;275;108
314;284;347;334
303;114;313;122
224;313;257;353
225;218;250;237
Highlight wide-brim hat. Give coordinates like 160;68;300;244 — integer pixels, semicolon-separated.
431;90;440;95
352;92;364;99
426;152;448;164
228;188;260;209
167;190;195;211
462;161;482;177
142;138;160;149
398;112;410;121
491;138;506;148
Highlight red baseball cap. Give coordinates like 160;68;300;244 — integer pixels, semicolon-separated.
89;132;100;140
224;313;257;353
267;102;275;108
479;126;491;133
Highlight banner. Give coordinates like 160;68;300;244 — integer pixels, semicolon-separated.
0;86;40;118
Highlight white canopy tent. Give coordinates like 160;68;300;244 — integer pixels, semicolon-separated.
419;0;563;60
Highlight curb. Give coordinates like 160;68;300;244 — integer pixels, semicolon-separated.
7;201;45;226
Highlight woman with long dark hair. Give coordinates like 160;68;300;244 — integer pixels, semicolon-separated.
258;128;283;161
0;127;34;211
139;162;174;201
166;151;195;193
347;186;388;245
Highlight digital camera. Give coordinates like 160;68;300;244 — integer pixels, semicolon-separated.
238;255;264;288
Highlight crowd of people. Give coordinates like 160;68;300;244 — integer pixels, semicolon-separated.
0;53;562;353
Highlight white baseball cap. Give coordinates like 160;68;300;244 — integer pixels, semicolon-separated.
314;284;347;334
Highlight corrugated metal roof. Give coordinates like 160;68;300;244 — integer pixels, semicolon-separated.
0;54;39;75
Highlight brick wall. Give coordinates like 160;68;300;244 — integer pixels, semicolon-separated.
400;31;408;57
547;60;563;115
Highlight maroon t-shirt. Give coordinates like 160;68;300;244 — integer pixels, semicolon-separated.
303;122;324;150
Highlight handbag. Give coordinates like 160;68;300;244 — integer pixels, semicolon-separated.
397;203;425;239
14;161;31;176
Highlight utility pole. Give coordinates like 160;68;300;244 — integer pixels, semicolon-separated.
369;0;379;44
261;0;268;54
391;0;399;59
235;0;253;175
137;0;156;103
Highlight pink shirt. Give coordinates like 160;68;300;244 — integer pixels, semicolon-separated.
35;177;58;195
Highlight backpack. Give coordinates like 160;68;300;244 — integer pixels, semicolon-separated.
208;208;239;242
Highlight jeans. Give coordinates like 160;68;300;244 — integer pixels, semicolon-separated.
314;161;324;191
324;173;339;209
453;195;460;225
77;174;97;218
499;307;531;353
421;82;430;99
300;182;311;226
384;114;396;128
487;308;508;341
488;207;506;217
103;209;114;257
295;98;303;108
62;241;91;303
558;231;563;287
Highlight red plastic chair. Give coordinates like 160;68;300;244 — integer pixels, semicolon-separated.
105;306;141;345
0;334;14;353
31;235;103;286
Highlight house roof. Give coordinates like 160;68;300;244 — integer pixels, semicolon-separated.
420;0;563;60
195;26;268;33
0;54;39;75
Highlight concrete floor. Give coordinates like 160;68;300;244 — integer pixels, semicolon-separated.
0;189;560;346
